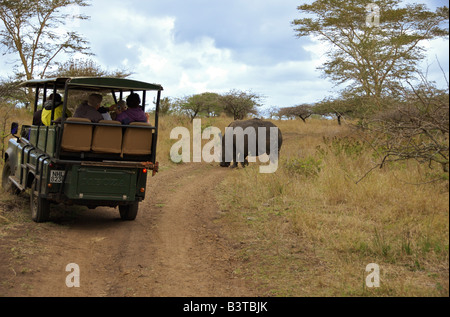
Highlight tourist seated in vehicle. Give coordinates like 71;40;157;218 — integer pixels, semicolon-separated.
115;93;148;125
109;100;127;120
73;93;104;123
40;93;72;126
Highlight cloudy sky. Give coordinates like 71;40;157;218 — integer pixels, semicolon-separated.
2;0;449;111
78;0;326;109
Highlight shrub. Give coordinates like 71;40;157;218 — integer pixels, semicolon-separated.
283;156;322;177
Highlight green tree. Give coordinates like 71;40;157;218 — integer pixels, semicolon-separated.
314;97;356;125
220;89;262;120
178;92;223;121
314;92;385;125
292;0;449;104
198;92;222;117
279;104;313;123
180;96;203;121
0;0;91;83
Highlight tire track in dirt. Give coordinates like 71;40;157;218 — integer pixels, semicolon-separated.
0;163;257;297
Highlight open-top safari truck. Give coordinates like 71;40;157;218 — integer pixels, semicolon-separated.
2;77;162;222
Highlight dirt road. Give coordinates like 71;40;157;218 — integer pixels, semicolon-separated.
0;163;258;297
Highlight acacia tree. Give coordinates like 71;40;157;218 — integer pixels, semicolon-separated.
220;89;262;120
178;95;205;122
0;0;91;96
177;92;222;121
314;93;382;125
199;92;222;117
279;104;313;123
292;0;449;105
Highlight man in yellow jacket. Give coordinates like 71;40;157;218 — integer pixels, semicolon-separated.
41;93;72;126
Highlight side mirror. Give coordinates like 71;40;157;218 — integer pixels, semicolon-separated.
10;122;19;136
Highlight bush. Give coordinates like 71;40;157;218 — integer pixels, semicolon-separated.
322;136;365;158
283;157;322;177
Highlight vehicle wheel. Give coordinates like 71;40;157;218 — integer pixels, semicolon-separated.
30;178;50;223
2;160;20;195
119;202;139;221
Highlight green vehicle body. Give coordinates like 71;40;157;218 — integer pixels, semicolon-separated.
2;77;163;222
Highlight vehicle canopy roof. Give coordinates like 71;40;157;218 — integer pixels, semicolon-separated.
21;77;163;92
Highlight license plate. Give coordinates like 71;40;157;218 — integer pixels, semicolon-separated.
50;170;65;183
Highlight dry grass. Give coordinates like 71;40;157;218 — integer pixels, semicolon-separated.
153;114;235;167
0;107;33;157
1;109;448;296
216;118;449;297
147;114;449;296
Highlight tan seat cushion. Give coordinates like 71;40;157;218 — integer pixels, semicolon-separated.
91;120;122;154
122;122;153;155
61;118;93;152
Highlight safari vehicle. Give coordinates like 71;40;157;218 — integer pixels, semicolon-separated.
2;77;163;222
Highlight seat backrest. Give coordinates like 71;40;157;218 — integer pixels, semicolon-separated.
91;120;122;154
122;122;153;155
61;117;93;152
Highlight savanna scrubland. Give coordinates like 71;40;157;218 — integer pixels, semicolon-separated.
0;102;448;297
156;113;449;296
0;0;448;298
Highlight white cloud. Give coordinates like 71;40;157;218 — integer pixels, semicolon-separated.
120;12;334;108
1;0;446;111
131;19;244;97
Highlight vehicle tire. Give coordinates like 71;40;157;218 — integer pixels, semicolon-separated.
30;178;50;223
2;160;20;195
119;202;139;221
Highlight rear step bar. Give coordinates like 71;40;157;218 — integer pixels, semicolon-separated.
56;160;159;175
